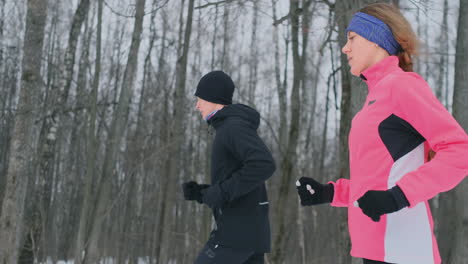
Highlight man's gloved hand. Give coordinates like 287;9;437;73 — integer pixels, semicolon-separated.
182;181;210;203
356;185;410;222
295;177;334;206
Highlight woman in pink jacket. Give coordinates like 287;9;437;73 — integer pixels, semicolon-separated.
296;3;468;264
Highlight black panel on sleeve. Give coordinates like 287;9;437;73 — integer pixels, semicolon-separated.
378;114;426;162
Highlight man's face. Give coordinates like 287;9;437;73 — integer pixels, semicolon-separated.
195;97;218;119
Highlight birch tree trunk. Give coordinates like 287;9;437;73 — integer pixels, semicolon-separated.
36;0;90;227
33;0;90;261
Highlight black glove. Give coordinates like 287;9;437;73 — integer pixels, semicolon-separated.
296;177;334;206
200;184;226;209
182;181;210;203
357;185;409;222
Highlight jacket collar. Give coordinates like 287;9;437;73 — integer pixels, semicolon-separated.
360;56;402;90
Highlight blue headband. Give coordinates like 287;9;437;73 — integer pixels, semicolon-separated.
346;12;401;55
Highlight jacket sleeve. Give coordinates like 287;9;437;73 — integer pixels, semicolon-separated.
393;73;468;207
202;124;276;208
329;178;350;207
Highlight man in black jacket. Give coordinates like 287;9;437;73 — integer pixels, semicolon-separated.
182;71;276;264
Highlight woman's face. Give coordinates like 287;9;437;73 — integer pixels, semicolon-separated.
341;31;385;76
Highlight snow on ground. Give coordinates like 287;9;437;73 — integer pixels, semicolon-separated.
42;257;153;264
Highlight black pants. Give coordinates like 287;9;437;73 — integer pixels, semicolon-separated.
363;259;394;264
194;241;264;264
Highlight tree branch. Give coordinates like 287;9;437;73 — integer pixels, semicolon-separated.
321;0;335;9
102;0;170;18
273;7;304;26
319;8;335;55
273;12;290;26
195;0;234;9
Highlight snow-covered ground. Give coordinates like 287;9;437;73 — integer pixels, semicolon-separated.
43;229;468;264
42;257;154;264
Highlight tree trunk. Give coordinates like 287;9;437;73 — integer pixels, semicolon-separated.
271;1;307;262
271;0;290;171
36;0;90;227
335;1;381;262
248;0;259;105
453;0;468;132
159;0;195;262
0;0;47;262
0;0;12;209
435;0;448;105
152;9;170;264
210;4;219;69
221;3;230;71
0;0;4;69
85;0;146;262
438;0;468;262
33;0;90;261
74;0;103;262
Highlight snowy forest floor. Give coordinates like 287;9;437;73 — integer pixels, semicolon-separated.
41;223;468;264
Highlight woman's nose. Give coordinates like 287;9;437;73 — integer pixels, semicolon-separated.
342;41;350;54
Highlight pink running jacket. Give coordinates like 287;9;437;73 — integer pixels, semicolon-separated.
330;56;468;263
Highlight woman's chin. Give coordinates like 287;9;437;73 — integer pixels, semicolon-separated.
350;67;361;77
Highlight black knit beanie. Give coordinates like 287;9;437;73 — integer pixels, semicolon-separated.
195;71;235;105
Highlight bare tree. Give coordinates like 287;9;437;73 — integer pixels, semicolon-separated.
453;0;468;138
210;4;220;69
74;0;103;262
436;0;468;262
271;0;289;151
0;0;4;69
247;0;259;105
221;3;230;71
158;0;196;262
435;0;449;105
32;0;90;261
36;0;90;214
0;0;13;208
84;0;146;261
334;1;385;263
0;0;47;262
152;9;173;264
0;0;464;263
271;1;312;263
